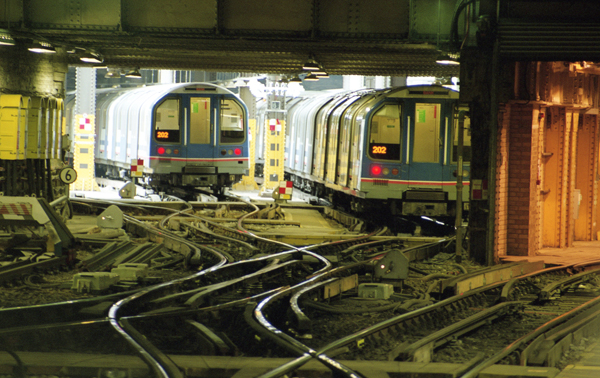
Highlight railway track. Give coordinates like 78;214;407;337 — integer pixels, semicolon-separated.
3;196;600;378
255;262;600;378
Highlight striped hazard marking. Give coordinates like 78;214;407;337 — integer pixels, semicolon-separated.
0;203;32;215
0;202;33;220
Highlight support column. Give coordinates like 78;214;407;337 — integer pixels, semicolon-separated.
261;80;286;194
574;113;597;241
506;103;533;255
494;104;510;257
71;67;98;192
460;46;498;265
234;86;259;191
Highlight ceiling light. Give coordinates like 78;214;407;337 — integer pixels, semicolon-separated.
436;53;460;65
0;29;15;46
315;70;329;79
80;50;103;63
125;68;142;78
304;73;319;81
302;58;320;71
289;75;302;83
105;68;122;78
28;40;56;54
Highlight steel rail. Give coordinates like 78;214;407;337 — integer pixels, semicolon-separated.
247;292;364;378
183;259;309;308
255;279;502;378
539;267;600;301
68;199;229;378
460;294;600;378
155;197;260;258
500;264;574;302
0;255;66;285
141;246;331;314
289;260;372;332
79;240;137;271
392;301;524;362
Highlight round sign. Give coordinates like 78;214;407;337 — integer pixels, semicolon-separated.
59;167;78;184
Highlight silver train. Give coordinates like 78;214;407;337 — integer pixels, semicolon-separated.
67;83;250;195
257;85;471;218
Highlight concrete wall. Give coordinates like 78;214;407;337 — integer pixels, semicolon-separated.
0;45;67;97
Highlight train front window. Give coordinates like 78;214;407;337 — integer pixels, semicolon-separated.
368;104;401;161
220;99;245;144
154;98;180;143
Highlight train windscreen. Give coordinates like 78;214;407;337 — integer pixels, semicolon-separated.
154;98;180;143
220;99;245;144
368;103;401;161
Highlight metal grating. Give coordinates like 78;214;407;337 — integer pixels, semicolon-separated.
499;21;600;61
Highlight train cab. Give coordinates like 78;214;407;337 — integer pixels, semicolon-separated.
359;86;471;217
150;83;250;192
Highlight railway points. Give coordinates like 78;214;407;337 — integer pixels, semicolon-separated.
3;3;600;373
2;189;600;377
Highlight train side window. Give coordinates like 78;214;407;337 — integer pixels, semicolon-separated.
220;99;245;144
154;98;180;143
413;103;440;163
368;104;401;161
452;112;471;162
190;97;211;144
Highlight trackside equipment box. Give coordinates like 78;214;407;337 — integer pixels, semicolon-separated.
111;263;149;281
72;272;120;293
358;283;394;299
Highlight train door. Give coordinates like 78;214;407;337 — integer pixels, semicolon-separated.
407;102;443;190
186;95;213;164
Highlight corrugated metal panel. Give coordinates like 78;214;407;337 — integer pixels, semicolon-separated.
499;21;600;60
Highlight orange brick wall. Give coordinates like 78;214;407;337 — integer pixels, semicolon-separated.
506;104;534;255
529;107;544;253
495;104;510;257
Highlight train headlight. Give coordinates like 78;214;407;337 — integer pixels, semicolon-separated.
166;148;172;154
234;148;242;156
221;149;227;155
157;147;165;155
174;149;179;155
392;168;399;175
228;149;233;155
370;165;382;176
382;168;390;175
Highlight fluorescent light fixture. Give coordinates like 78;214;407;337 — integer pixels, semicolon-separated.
125;68;142;78
436;53;460;65
315;70;329;78
105;68;122;78
0;29;15;46
80;50;103;63
289;75;302;83
304;73;319;81
302;58;320;71
28;40;56;53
